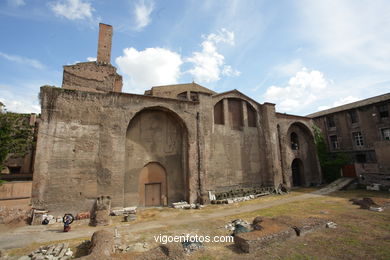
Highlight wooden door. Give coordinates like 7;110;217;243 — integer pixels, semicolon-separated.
145;183;161;206
342;164;356;177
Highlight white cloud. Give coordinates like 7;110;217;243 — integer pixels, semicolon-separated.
134;0;154;30
0;85;40;114
7;0;25;7
86;57;96;62
0;52;44;69
50;0;94;20
186;28;240;83
115;47;182;92
298;0;390;71
264;68;330;112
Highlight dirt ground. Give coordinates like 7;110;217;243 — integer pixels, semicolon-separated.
1;188;389;259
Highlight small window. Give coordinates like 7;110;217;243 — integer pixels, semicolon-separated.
378;104;389;118
348;110;358;124
330;135;339;149
353;131;364;147
356;154;367;163
291;132;299;150
327;115;336;128
382;128;390;140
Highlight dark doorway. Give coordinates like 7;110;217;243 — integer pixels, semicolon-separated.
145;183;161;206
291;159;303;186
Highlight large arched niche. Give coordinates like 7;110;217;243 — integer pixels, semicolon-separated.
286;122;320;186
124;107;188;206
212;97;258;128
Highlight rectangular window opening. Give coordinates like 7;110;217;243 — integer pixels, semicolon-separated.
329;135;339;150
353;131;364;147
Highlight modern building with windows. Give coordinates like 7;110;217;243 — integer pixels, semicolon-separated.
308;93;390;186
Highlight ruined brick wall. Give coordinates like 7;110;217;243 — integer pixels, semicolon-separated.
62;62;122;93
276;114;322;187
32;87;199;214
206;93;272;192
147;83;216;99
61;23;122;93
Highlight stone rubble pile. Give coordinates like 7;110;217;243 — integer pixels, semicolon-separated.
212;194;265;204
31;209;66;225
181;241;204;254
326;221;337;229
110;206;137;222
18;243;73;260
172;202;203;209
225;219;250;231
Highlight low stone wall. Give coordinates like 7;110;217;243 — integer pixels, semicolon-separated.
0;181;32;200
234;217;329;253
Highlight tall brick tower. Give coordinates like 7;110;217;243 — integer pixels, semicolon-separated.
97;23;112;64
61;23;122;93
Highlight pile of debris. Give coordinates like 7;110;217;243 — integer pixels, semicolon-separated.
210;185;288;205
110;206;137;222
172;201;202;209
212;195;258;204
18;243;73;260
224;219;251;236
31;209;64;225
350;197;384;212
181;241;204;254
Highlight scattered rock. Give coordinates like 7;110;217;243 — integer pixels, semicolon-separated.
366;184;380;191
182;241;204;254
350;197;382;210
369;206;383;212
326;222;337;229
172;201;200;209
252;216;263;231
16;243;73;260
233;224;250;236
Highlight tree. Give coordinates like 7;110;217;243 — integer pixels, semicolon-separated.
313;125;349;182
0;109;35;172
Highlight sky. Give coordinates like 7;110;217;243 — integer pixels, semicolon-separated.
0;0;389;116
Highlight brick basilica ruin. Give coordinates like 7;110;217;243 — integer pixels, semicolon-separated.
31;24;321;213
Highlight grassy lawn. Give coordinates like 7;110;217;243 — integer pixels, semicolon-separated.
185;190;390;260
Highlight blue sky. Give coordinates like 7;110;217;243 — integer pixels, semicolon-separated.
0;0;389;115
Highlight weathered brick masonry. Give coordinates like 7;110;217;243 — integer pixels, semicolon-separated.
32;24;322;214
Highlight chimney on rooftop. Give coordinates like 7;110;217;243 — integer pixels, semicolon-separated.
97;23;112;64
